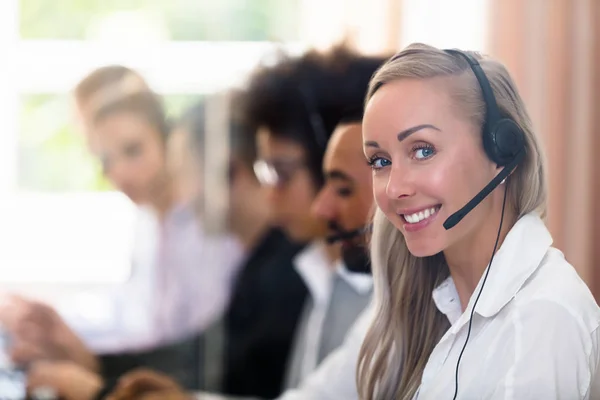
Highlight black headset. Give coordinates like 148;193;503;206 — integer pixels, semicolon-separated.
445;49;525;167
442;50;526;230
441;49;525;400
299;86;329;152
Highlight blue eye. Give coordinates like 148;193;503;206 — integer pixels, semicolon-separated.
414;145;435;160
368;157;391;170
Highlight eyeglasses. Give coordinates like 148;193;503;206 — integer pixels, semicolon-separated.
253;159;307;188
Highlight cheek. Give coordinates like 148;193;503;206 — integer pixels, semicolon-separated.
292;185;318;212
443;152;492;207
414;147;483;207
142;144;167;173
421;163;454;203
280;175;317;211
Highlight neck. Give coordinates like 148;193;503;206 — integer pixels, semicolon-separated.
443;207;517;312
149;176;176;221
324;242;342;269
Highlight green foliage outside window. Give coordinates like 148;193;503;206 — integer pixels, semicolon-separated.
19;0;299;41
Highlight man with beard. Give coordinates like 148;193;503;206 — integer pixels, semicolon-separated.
311;109;372;275
244;48;377;392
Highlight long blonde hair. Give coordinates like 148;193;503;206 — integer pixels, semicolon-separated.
357;43;548;399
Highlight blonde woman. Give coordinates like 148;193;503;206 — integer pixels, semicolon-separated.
358;43;600;399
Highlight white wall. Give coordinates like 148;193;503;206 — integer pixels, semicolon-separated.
401;0;490;51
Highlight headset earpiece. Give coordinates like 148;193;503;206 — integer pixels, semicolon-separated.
444;49;525;168
486;118;525;167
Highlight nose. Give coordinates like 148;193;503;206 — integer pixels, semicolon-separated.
385;163;416;200
311;187;336;221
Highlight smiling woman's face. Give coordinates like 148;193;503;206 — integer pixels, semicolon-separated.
363;77;499;257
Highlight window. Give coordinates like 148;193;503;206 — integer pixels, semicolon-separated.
3;0;407;288
1;0;305;287
401;0;490;51
20;0;301;42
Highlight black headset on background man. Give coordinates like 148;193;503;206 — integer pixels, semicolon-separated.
297;85;373;274
439;49;525;400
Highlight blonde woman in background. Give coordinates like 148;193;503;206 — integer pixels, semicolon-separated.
358;43;600;399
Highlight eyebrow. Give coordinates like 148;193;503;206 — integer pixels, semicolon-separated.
364;124;441;148
397;124;441;142
325;169;353;183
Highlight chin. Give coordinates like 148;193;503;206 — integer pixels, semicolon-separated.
282;225;310;244
404;238;444;258
125;194;144;205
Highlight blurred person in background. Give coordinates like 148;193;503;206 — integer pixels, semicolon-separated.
311;108;373;275
0;65;152;376
79;91;243;354
170;100;309;398
271;108;376;400
1;68;244;389
103;76;381;400
25;97;309;400
243;45;383;391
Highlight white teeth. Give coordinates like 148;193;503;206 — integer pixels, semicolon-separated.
403;207;439;224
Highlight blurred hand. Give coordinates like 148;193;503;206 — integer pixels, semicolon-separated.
109;390;195;400
27;360;103;400
0;294;99;372
107;369;183;400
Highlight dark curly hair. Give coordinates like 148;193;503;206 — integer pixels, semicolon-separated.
238;44;388;186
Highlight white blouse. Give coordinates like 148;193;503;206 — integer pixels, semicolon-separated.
416;213;600;400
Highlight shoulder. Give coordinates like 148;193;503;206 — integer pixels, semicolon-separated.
495;259;600;399
516;247;600;334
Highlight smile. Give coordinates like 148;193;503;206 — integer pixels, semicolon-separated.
401;205;441;224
